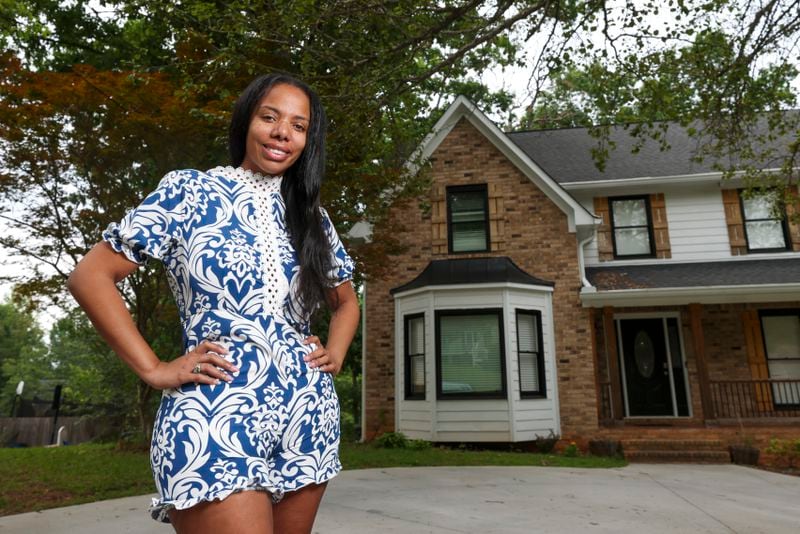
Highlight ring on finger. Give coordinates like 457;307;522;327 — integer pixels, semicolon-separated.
192;363;203;374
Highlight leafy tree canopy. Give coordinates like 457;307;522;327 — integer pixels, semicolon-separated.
1;0;798;433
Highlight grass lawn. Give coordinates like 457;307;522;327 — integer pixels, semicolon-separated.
0;441;626;516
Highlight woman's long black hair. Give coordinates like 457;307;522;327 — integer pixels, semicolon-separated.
229;74;335;314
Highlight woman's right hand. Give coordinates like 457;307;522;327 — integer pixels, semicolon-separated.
142;340;238;390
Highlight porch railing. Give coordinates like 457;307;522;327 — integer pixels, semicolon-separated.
709;379;800;419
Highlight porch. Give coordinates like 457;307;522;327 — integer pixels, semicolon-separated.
599;378;800;423
590;303;800;428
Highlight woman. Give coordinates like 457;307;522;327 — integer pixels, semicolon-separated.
68;74;360;534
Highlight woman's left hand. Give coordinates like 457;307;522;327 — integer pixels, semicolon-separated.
303;335;343;374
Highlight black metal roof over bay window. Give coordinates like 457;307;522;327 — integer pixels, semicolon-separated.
391;257;554;295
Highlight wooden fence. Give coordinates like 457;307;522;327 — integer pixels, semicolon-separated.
0;416;112;447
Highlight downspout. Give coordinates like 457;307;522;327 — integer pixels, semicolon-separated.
359;280;367;443
577;227;596;289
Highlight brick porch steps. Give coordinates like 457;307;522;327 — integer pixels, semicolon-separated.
621;439;731;463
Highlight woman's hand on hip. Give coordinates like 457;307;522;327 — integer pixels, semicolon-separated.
303;335;343;375
142;340;238;389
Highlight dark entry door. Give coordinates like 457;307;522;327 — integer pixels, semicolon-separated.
619;318;672;416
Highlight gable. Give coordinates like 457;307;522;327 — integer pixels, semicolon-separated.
408;96;597;233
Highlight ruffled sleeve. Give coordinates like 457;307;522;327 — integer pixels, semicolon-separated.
320;207;355;287
102;170;186;265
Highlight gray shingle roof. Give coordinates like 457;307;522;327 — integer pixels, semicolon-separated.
506;114;798;184
391;257;553;295
586;258;800;291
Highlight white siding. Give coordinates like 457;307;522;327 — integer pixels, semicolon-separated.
507;289;561;441
395;294;434;440
434;400;511;441
577;184;732;266
665;186;730;260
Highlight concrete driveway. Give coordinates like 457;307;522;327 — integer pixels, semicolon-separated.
0;464;798;533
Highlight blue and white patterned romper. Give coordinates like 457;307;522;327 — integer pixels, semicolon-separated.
102;166;354;523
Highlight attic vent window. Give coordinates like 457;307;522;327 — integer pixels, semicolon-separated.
447;184;489;253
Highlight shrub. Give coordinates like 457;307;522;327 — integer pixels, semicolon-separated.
374;431;409;449
408;439;432;450
563;441;580;458
533;430;559;454
766;438;800;468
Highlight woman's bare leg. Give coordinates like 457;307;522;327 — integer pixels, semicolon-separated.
272;482;328;534
168;489;273;534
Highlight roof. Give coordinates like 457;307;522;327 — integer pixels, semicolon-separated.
586;258;800;291
391;257;554;295
506;113;799;184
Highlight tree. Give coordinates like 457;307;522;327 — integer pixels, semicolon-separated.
0;297;51;415
47;308;148;422
0;55;221;435
520;2;799;204
1;0;798;434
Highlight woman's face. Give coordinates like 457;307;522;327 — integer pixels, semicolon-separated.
241;83;310;176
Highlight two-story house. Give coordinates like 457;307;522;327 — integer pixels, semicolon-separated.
361;96;800;456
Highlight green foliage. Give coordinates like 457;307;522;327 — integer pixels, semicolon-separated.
0;441;626;515
0;442;152;515
48;309;145;422
562;441;580;458
340;441;625;470
1;0;799;441
0;297;52;414
519;3;800;198
766;437;800;468
374;431;410;449
533;430;560;454
373;431;432;450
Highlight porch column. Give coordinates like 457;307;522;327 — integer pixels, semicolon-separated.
688;303;715;420
602;306;624;420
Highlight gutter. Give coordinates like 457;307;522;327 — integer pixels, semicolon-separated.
580;283;800;307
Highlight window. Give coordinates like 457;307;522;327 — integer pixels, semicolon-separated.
609;196;655;258
404;314;426;400
436;309;506;399
447;185;489;253
760;310;800;407
516;310;546;398
740;190;789;252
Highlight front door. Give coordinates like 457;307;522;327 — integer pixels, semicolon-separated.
618;318;673;416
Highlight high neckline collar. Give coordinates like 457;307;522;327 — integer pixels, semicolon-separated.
210;165;282;182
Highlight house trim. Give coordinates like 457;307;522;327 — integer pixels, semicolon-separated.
581;283;800;307
560;168;789;191
394;282;555;299
406;95;598;232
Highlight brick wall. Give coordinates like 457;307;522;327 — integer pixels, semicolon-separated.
364;117;598;439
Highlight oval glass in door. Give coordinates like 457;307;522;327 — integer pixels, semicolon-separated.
634;330;656;378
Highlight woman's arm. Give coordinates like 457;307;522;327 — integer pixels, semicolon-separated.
304;281;360;374
67;242;237;389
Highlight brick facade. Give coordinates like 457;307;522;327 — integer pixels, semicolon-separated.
363;114;799;445
364;118;598;440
